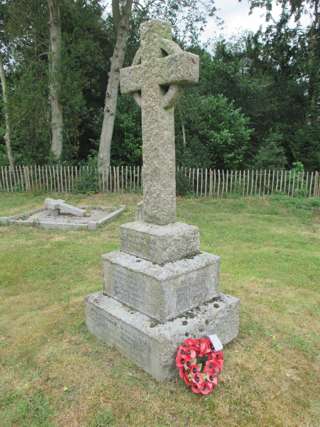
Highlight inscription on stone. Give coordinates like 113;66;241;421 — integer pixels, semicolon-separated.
176;279;208;313
123;231;156;259
112;267;144;307
118;324;150;365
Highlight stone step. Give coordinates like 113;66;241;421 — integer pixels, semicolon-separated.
120;221;200;265
102;251;220;322
85;291;240;381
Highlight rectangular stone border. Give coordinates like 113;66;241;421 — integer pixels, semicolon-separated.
85;291;240;381
0;206;125;230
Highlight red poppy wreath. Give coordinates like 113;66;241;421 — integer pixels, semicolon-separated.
176;337;224;395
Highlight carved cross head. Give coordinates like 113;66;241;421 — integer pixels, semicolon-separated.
120;21;199;110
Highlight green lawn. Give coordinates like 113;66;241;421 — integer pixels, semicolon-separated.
1;192;320;427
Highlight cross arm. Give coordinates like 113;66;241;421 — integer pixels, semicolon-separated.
120;64;143;95
156;52;199;87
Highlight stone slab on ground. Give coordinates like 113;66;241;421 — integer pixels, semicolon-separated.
0;206;125;230
44;198;87;217
102;251;220;322
120;221;200;265
85;291;240;381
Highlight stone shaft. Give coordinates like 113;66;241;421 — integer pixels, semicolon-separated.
102;251;220;322
120;21;199;225
142;83;176;224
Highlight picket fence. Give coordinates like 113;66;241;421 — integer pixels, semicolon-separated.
0;165;319;197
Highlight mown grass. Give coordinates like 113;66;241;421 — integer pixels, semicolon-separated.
0;192;319;427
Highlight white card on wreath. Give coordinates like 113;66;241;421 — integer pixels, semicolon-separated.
208;334;223;351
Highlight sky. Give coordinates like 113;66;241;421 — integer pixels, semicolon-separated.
102;1;312;41
204;0;277;39
203;0;312;41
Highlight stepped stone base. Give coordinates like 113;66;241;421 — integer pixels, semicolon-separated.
85;292;240;381
103;251;220;322
120;221;200;264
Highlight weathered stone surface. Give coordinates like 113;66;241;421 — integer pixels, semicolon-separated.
0;206;125;230
44;198;63;211
0;216;10;225
85;291;240;381
85;20;240;382
120;21;199;225
44;198;86;217
102;251;219;322
120;221;200;264
136;201;144;221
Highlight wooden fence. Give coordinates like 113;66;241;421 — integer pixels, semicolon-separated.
0;165;319;197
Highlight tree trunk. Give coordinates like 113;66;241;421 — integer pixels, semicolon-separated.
181;121;187;148
0;55;14;168
48;0;63;160
98;0;133;171
310;0;320;123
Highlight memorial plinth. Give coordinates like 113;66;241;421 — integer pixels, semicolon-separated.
85;20;239;381
86;292;239;381
102;250;220;322
120;221;200;265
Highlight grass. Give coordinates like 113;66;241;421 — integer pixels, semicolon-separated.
0;192;320;426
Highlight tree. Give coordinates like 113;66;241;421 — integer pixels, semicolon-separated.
98;0;217;171
176;94;252;169
0;1;14;168
98;0;133;171
48;0;63;160
0;53;14;167
2;0;111;164
254;130;287;169
246;0;320;129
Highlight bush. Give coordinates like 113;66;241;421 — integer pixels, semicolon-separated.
176;170;193;196
254;130;287;169
176;94;252;169
73;157;99;193
0;144;8;166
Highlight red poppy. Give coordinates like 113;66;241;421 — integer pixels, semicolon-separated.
199;380;214;395
206;374;218;387
191;382;201;394
199;338;212;356
176;336;224;396
175;347;195;368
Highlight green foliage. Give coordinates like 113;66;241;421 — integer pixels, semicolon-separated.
176;169;193;196
0;144;7;166
112;95;142;165
176;94;252;169
9;61;50;164
0;0;319;170
289;161;308;197
291;123;320;170
2;390;53;427
73;157;99;194
291;161;304;174
254;130;287;169
2;0;113;164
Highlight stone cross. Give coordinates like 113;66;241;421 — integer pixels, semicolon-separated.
120;21;199;225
